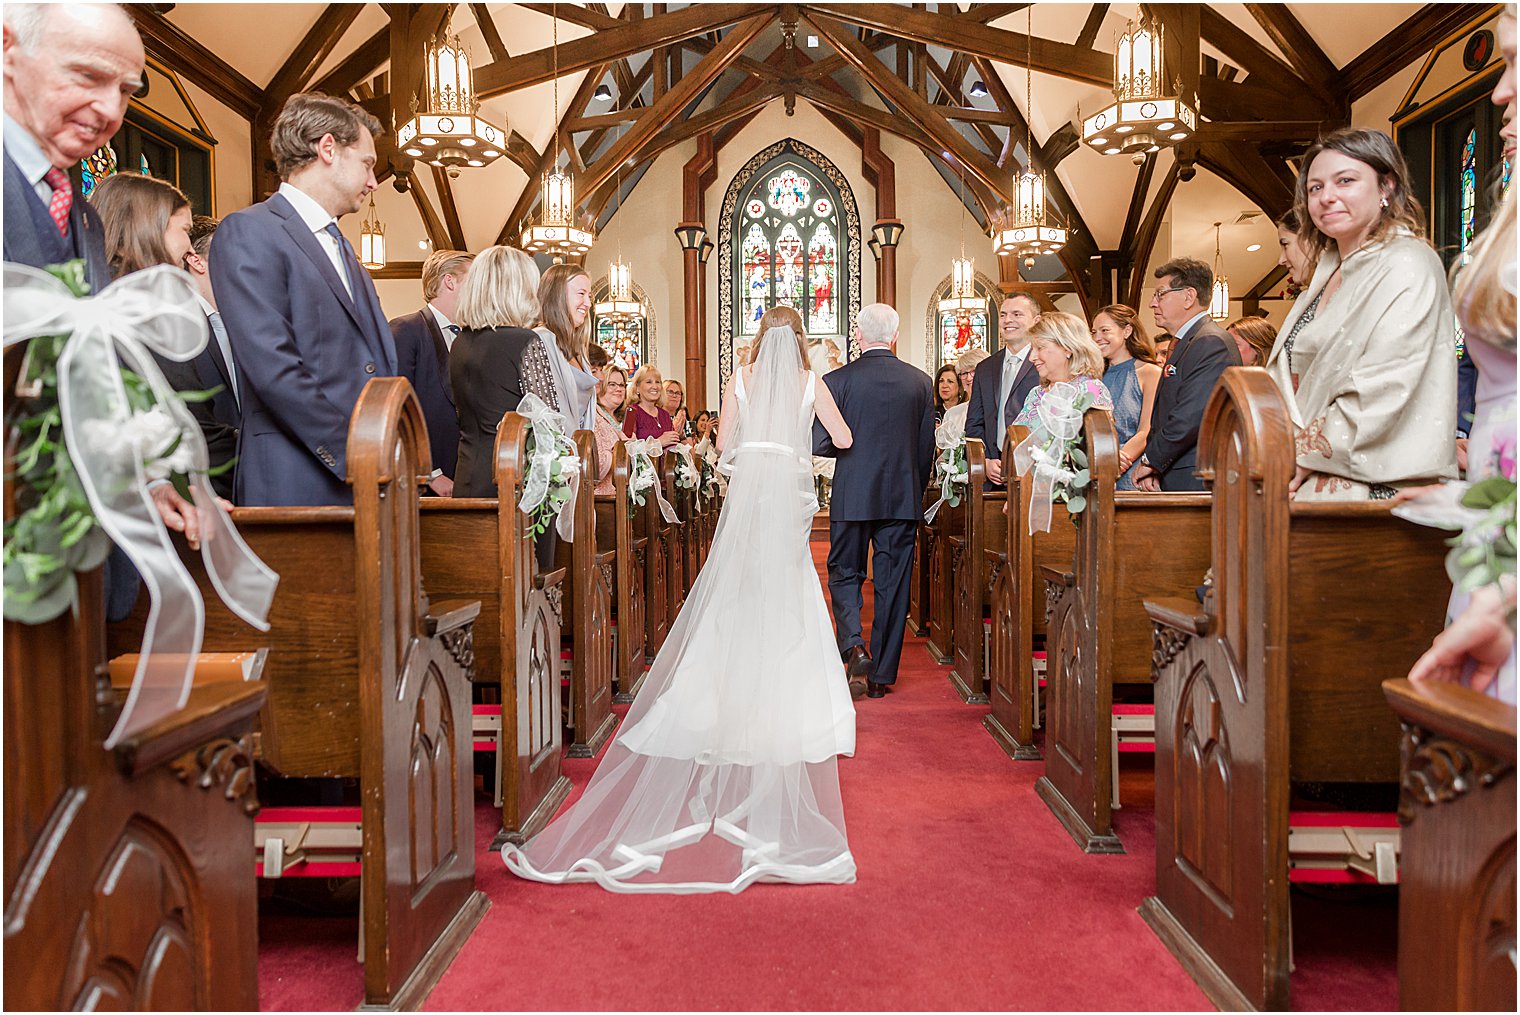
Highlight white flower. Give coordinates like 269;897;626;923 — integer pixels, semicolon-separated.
82;404;195;481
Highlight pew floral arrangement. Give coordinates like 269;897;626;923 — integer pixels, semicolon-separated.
923;437;968;523
668;444;701;493
515;394;581;540
624;438;679;523
2;259;276;748
1011;380;1097;535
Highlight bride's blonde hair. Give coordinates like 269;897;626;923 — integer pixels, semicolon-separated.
1451;178;1517;352
755;306;808;363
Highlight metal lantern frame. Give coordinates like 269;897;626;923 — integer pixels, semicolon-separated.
1081;16;1199;157
359;194;385;269
396;18;506;174
520;5;595;258
993;7;1066;262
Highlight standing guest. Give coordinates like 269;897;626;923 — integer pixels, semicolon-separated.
1131;259;1243;491
1013;312;1115;425
2;2;203;618
663;379;690;438
623;365;680;446
1227;316;1277;366
389;249;472;497
93;175;240;501
939;347;988;444
211;91;396;507
965;293;1042;487
531;263;598;430
449;245;543;498
180;215;242;499
933;364;963;426
1152;334;1178;368
586;342;610;380
1092;304;1161;490
1263;127;1457;500
591;366;628;495
1276;208;1317;290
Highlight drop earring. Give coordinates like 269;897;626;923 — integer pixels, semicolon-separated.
1380;196;1389;208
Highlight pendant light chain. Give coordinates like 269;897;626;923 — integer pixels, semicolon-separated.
1025;6;1033;175
552;2;560;169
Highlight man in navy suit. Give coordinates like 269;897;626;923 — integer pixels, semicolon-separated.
211;91;396;507
813;304;935;699
964;292;1042;489
3;2;210;619
389;249;472;497
1131;258;1243;492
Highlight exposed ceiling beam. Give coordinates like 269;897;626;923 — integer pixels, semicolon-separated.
1197;5;1320;106
1244;263;1288;300
311;25;390;97
1243;3;1340;105
958;4;1031;24
1124;158;1181;308
405;169;451;250
1118;154;1157;257
517;2;623;32
127;6;262;118
505;130;541;177
1074;3;1110;50
265;4;363;106
1192;120;1330;143
475;4;770;98
470;3;511;62
1334;3;1494;101
1197;142;1296;220
807;3;1112;87
430;165;468;250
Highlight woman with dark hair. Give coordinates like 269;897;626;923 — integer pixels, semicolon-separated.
933;364;963;426
1091;304;1160;490
1275;207;1316;292
1263;127;1457;500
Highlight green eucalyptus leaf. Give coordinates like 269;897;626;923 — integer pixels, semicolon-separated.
1066;494;1086;513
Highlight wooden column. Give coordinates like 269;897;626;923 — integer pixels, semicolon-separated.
698;237;714;410
872;220;904;309
674;223;707;414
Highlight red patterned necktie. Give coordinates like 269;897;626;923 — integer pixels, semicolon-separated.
44;167;71;236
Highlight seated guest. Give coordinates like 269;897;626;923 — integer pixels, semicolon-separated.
663;379;690;439
449;245;542;498
933;364;963;426
592;365;627;495
938;347;988;444
623;365;681;445
93;177;241;501
1227;316;1277;366
1130;259;1243;491
586;342;610;380
1013;312;1114;426
1093;304;1161;490
530;263;598;429
1264;127;1457;500
966;292;1042;487
389;249;473;497
211;91;395;507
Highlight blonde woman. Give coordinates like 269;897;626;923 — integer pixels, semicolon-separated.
1012;311;1114;426
449;245;543;498
622;364;680;446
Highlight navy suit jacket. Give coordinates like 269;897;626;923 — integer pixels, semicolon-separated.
389;307;458;480
811;349;935;522
152;315;239;500
1143;316;1242;491
964;345;1040;470
210;192;399;506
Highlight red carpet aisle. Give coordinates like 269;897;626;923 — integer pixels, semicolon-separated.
258;540;1398;1010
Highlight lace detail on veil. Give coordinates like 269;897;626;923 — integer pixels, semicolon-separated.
502;326;856;893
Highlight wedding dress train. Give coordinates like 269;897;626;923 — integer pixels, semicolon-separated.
502;326;856;893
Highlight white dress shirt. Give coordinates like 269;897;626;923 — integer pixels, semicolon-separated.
194;292;240;406
3;113;56;205
1174;311;1211;342
428;304;458;351
277;181;349;298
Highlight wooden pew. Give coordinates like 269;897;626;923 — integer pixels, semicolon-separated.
907;508;932;635
107;378;488;1010
950;439;1007;704
1037;410;1211;853
662;458;688;620
924;492;964;665
593;441;649;703
557;430;617;757
641;454;673;659
5;560;266;1010
1383;678;1516;1013
1139;369;1451;1011
983;424;1074;761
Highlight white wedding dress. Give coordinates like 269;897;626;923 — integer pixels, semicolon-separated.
502;326;857;893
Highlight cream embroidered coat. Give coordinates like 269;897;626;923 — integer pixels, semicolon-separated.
1263;228;1458;500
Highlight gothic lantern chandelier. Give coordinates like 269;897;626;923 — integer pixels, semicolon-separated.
521;5;594;258
359;194;385;269
993;8;1066;265
1080;15;1198;157
593;124;643;324
938;169;981;316
1209;221;1230;320
396;15;506;176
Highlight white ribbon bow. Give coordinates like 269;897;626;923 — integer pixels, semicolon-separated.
1012;380;1086;535
3;262;278;749
515;393;581;541
625;438;679;522
924;425;970;524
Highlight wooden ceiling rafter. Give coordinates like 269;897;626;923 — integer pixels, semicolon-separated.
404;168;452;250
1074;3;1110;50
128;6;263;119
1243;2;1342;110
1196;141;1296;221
264;5;364;110
430;165;469;250
1123;157;1182;308
469;3;511;62
1117;154;1157;258
1333;3;1495;101
1197;5;1325;109
311;25;390;97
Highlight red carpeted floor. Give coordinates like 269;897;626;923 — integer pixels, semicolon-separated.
258;539;1398;1011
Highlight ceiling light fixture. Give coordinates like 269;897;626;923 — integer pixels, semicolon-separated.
969;80;989;98
593;83;613;101
395;13;505;176
1079;14;1198;157
992;7;1066;265
359;195;385;269
1210;222;1231;321
521;3;594;260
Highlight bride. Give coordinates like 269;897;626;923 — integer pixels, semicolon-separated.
502;307;858;893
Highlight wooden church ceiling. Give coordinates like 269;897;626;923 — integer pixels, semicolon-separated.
132;2;1491;306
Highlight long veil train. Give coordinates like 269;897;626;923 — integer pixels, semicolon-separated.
502;326;856;893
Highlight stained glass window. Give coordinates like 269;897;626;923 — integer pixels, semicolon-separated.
1460;128;1477;253
79;144;119;200
733;159;845;346
929;274;998;369
594;315;645;373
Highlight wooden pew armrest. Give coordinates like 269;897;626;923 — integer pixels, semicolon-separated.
425;598;482;637
536;566;568;590
595;549;617;567
113;680;269;778
1382;678;1518;764
1039;565;1074;588
1144;596;1212;637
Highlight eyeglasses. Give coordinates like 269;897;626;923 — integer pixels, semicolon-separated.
1151;286;1188;300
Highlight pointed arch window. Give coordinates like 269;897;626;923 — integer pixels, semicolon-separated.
590;278;653;373
925;271;1000;369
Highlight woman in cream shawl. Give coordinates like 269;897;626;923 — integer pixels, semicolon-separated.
1264;128;1458;500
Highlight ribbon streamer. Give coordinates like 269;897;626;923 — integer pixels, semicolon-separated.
1012;380;1084;535
923;422;970;524
625;438;679;523
514;393;581;541
3;262;278;749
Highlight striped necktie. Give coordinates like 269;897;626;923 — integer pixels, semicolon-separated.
44;167;70;236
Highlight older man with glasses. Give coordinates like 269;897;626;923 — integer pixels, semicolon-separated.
1129;257;1242;492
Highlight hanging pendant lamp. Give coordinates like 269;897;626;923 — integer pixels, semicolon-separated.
1080;14;1198;157
396;13;506;176
992;7;1065;264
521;3;594;258
1209;222;1231;321
594;123;644;324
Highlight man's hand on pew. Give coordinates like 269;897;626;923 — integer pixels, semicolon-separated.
430;475;455;498
149;482;233;553
1408;580;1516;695
1130;460;1160;491
986;457;1004;485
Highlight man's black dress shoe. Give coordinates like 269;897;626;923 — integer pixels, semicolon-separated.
845;645;871;677
866;681;891;699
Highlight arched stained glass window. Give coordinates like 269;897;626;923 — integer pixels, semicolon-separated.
590;278;653;373
720;139;860;389
1460;128;1478;253
79;144;118;199
925;271;1000;369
